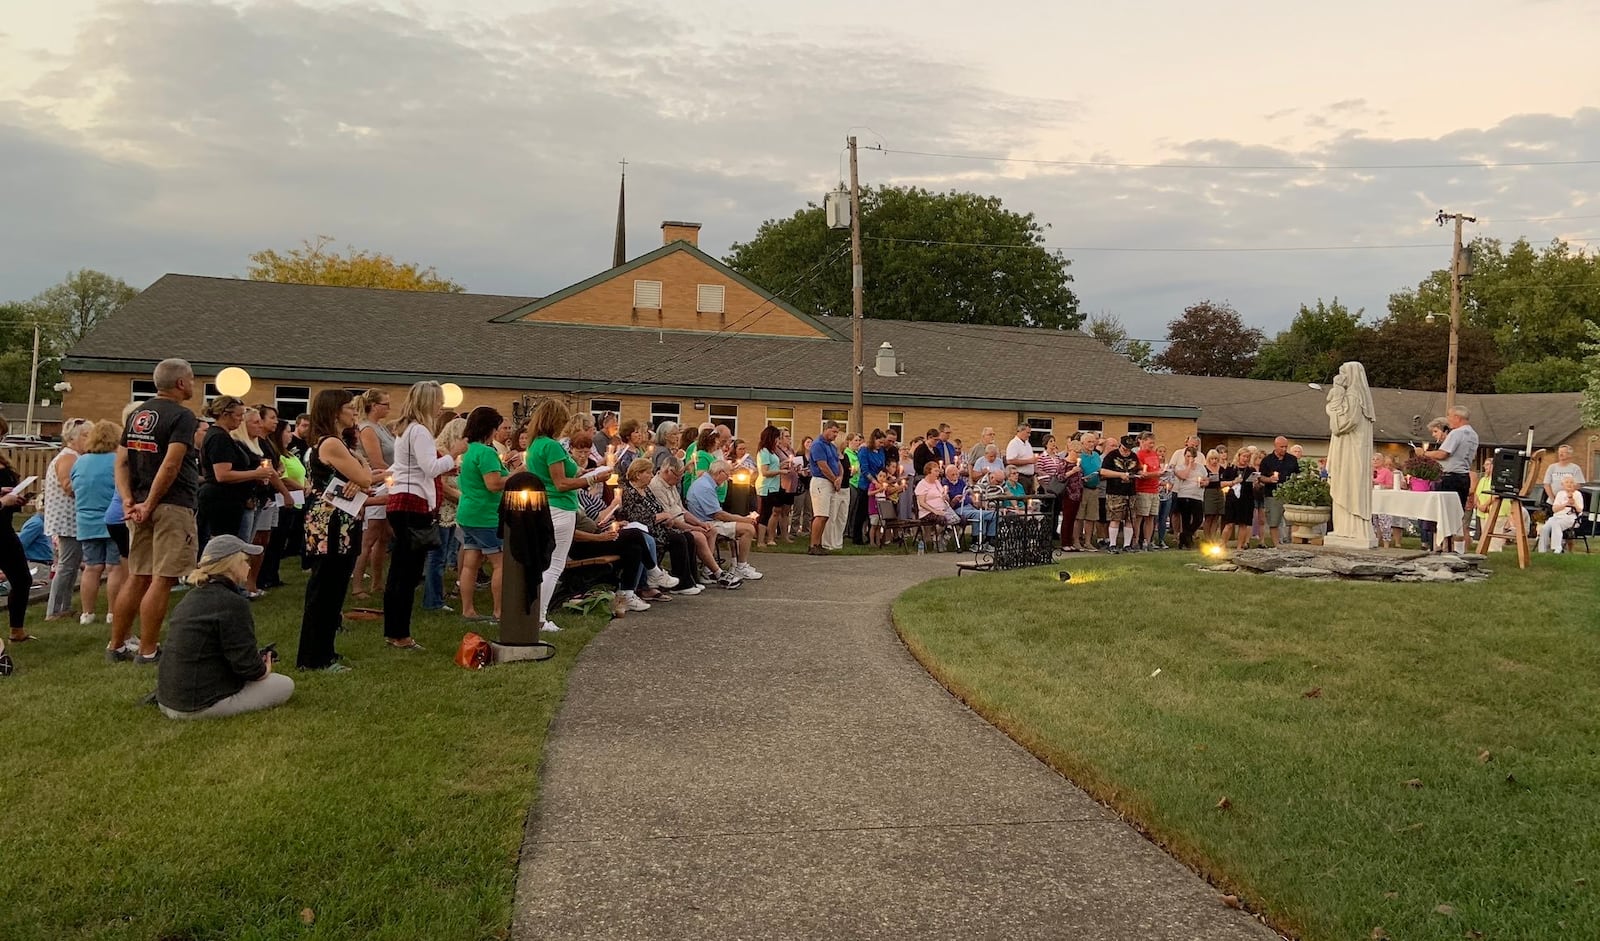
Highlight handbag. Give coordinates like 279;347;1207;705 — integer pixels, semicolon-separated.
405;516;442;552
454;632;491;670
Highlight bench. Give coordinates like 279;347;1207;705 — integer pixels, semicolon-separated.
553;554;622;604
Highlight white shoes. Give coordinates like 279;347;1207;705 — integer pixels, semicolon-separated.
646;567;679;589
79;612;96;625
673;583;704;596
735;562;763;580
540;621;562;633
618;591;652;612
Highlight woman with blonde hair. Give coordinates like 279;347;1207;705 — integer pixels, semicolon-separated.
232;407;290;597
156;535;293;720
1219;447;1255;550
381;380;463;648
197;396;273;548
70;420;125;624
42;418;92;621
424;416;467;612
350;387;394;601
525;399;607;633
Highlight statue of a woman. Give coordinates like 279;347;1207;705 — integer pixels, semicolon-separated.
1324;361;1376;549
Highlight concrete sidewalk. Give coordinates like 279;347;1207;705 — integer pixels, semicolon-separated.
512;552;1277;940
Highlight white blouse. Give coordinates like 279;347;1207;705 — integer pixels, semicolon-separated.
387;423;456;511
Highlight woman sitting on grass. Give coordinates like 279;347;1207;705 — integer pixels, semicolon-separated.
156;535;294;720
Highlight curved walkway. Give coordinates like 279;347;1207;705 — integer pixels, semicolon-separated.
512;552;1277;940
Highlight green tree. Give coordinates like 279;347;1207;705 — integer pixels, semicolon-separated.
1084;313;1153;368
248;236;464;292
1153;300;1263;377
1348;315;1501;393
725;185;1081;329
1388;236;1600;366
1494;356;1586;393
1582;321;1600;427
32;269;138;350
0;302;45;404
1251;298;1364;383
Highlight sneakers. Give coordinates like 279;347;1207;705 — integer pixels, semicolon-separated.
539;621;563;633
673;583;705;596
715;570;744;589
105;645;133;663
319;662;354;674
734;562;763;580
646;567;679;590
618;591;652;613
134;646;162;665
79;612;96;625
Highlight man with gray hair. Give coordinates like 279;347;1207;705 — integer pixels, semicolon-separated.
1542;444;1586;502
1414;405;1478;552
685;459;762;580
109;357;199;663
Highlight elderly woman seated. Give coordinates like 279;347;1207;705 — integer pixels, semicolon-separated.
156;535;294;720
1536;474;1585;554
971;443;1005;482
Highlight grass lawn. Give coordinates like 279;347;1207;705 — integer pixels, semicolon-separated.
0;567;606;941
894;549;1600;941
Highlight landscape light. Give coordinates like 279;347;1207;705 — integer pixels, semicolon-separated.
440;382;464;409
215;367;251;397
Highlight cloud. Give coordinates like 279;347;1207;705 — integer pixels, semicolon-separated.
1;0;1595;348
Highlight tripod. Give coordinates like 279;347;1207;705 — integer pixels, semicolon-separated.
1475;448;1546;569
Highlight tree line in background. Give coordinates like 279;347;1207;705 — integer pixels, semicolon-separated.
0;270;138;405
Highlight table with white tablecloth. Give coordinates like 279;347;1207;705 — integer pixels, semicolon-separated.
1371;488;1465;548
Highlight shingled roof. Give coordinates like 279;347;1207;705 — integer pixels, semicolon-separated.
66;275;1195;418
1159;374;1585;448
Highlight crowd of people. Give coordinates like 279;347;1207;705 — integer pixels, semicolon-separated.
0;360;1582;700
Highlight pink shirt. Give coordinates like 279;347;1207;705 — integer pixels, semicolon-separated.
915;478;951;515
1373;467;1394;488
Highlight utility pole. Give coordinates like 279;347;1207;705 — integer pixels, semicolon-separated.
848;135;865;436
1437;209;1476;413
25;323;40;438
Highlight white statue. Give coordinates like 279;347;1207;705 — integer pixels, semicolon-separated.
1323;361;1377;550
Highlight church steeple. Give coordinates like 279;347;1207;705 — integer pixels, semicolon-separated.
612;159;627;268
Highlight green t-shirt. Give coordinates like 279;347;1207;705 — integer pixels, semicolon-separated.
457;442;506;529
757;448;781;496
527;436;579;511
846;448;861;488
687;446;728;500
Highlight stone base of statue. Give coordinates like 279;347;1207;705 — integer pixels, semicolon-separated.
1322;532;1377;551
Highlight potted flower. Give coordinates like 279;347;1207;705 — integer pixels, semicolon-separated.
1275;468;1332;542
1402;454;1442;492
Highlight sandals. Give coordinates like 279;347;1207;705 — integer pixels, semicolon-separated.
9;633;37;643
385;638;425;651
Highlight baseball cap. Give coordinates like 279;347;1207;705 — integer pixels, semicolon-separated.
199;534;264;566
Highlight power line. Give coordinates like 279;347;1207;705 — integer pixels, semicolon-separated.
1482;212;1600;224
865;235;1452;254
866;144;1600;172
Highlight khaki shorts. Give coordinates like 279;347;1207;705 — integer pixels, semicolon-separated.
1105;494;1132;523
1077;489;1101;522
809;477;839;517
710;520;741;540
1133;492;1160;517
1265;496;1287;527
129;503;198;579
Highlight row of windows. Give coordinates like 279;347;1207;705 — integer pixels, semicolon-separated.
632;280;725;314
126;381;1155;445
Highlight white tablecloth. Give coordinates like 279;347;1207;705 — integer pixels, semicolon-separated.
1371;488;1465;546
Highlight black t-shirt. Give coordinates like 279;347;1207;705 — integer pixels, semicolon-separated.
1257;452;1300;497
1103;450;1139;496
911;444;938;477
123;398;200;508
199;426;258;507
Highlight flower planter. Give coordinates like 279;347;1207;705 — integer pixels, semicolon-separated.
1409;478;1435;492
1282;504;1332;543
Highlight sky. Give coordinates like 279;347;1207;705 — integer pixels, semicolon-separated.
2;0;1597;344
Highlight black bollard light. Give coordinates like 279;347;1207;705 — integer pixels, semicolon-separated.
723;468;756;517
495;474;556;662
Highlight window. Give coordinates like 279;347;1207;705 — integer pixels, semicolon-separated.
696;284;725;314
886;411;904;442
765;407;794;436
1127;421;1153;435
649;401;680;430
589;398;621;430
130;379;157;403
203;382;222;406
633;279;662;309
820;408;849;435
275;385;310;419
709;403;738;436
1077;420;1103;434
1026;417;1053;452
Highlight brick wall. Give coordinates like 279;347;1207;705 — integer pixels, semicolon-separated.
522;249;825;338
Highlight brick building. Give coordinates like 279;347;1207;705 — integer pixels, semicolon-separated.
61;222;1199;449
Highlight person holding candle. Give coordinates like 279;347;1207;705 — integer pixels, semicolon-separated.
526;400;609;633
196;397;274;549
350;388;394;601
233;406;291;597
297;390;372;672
381;381;464;648
457;407;510;621
755;426;786;548
424;417;466;612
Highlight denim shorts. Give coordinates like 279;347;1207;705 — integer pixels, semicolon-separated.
81;536;122;567
459;525;502;554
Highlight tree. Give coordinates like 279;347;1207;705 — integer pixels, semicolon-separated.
1582;321;1600;427
1153;300;1263;377
725;186;1081;329
248;236;464;292
1494;356;1586;393
1388;236;1600;366
1251;298;1364;383
1347;315;1501;393
0;302;45;403
31;269;137;350
1084;313;1153;368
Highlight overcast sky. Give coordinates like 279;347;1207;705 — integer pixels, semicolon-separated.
2;0;1597;342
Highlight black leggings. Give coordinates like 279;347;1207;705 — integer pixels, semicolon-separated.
1175;498;1204;547
382;509;432;641
570;530;648;591
298;547;358;669
1;526;30;630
